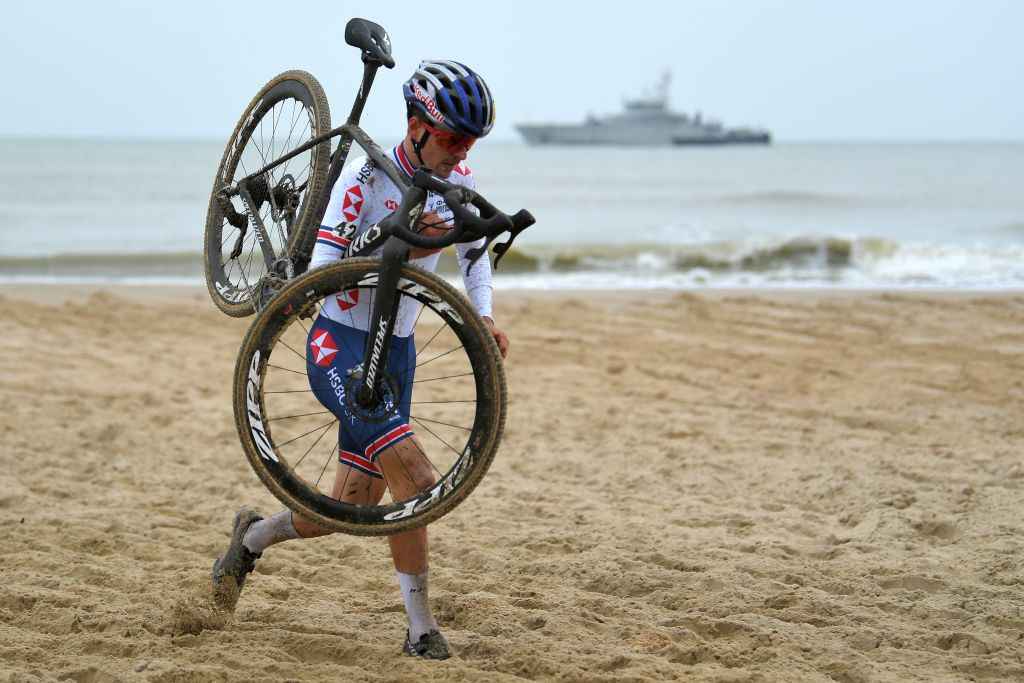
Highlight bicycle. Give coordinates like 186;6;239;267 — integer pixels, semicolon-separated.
204;18;535;536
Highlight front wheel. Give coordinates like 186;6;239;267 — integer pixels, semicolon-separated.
232;258;506;536
204;70;332;317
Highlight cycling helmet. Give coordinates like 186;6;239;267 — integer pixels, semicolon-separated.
403;60;495;138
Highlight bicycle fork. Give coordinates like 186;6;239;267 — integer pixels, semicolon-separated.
354;239;410;408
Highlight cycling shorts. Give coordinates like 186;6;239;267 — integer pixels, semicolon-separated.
305;315;416;479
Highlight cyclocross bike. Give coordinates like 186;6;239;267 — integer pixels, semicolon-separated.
203;18;534;536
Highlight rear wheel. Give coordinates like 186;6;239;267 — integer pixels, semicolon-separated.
204;70;331;317
233;258;506;535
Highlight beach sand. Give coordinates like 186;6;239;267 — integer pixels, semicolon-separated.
1;284;1022;681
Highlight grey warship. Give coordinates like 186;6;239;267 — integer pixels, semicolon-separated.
516;73;770;146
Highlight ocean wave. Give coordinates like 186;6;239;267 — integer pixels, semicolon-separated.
2;237;1023;289
0;251;203;278
712;190;863;207
435;237;865;274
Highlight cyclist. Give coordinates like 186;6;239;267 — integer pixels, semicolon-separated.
212;60;508;661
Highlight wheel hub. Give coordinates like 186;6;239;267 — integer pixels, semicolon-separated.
343;365;401;423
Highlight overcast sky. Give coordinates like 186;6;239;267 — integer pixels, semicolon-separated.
2;1;1021;141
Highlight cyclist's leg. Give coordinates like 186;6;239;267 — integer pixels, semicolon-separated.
364;335;434;573
362;332;432;510
290;435;389;538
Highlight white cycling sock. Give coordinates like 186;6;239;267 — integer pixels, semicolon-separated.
397;570;438;640
242;510;300;554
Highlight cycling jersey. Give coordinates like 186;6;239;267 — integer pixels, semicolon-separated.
309;144;493;337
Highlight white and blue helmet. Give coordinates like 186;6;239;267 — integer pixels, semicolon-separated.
403;60;495;138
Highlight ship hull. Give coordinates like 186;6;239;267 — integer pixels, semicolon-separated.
673;131;771;145
516;124;770;146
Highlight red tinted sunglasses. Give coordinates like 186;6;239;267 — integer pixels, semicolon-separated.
420;120;477;155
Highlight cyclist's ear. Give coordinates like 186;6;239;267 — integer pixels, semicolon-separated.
407;116;425;138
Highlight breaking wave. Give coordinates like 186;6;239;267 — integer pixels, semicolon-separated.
711;191;864;207
2;236;1023;290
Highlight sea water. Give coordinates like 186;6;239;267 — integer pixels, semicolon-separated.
1;138;1022;289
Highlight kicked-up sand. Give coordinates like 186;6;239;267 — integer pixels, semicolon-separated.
0;284;1022;681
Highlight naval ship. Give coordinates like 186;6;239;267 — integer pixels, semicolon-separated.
515;73;770;146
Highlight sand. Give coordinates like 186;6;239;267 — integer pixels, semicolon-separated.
1;284;1023;682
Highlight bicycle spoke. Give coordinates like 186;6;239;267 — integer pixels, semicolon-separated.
413;322;445;360
255;109;271;169
276;332;312;366
413;372;474;384
270;101;283;162
265;388;321;395
268;409;334;422
243;233;257;282
408;415;473;432
277;418;338;449
277;102;307;183
402;426;447;485
325;436;344;492
294;420;335;471
416;345;465;371
221;224;240;250
410;415;467;461
268;363;309;376
314;448;335;488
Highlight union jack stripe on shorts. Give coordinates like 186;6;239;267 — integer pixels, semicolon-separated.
364;424;414;461
338;449;382;479
316;225;351;251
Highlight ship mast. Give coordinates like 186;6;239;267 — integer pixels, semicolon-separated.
625;71;672;111
655;71;670;107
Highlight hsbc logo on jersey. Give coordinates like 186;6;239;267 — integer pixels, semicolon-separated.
413;83;445;124
336;288;359;311
385;199;399;210
309;329;339;367
342;185;364;222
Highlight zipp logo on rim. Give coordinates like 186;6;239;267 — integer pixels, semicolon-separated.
216;280;250;303
356;275;465;326
246;350;279;463
383;448;475;521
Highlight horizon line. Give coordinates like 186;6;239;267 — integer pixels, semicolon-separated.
2;134;1024;145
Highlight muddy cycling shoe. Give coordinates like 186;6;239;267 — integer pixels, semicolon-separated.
402;629;452;660
211;507;263;608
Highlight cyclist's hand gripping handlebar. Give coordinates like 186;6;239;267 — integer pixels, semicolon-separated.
385;169;536;272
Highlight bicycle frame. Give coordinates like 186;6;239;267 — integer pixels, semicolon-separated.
229;57;423;409
226;45;532;410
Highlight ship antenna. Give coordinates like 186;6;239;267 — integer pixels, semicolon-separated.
658;71;670;105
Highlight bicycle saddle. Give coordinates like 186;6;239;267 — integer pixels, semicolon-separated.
344;18;395;68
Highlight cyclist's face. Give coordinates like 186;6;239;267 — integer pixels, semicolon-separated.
409;118;474;178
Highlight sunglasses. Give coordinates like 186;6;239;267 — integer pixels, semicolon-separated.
419;120;477;155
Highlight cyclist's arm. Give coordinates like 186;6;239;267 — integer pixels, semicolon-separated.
452;169;493;321
456;238;493;321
